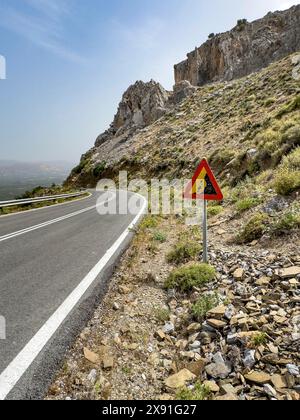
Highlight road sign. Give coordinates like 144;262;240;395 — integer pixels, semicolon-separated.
184;159;223;263
184;159;223;201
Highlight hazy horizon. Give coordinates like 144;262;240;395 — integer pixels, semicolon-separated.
0;0;297;164
0;158;76;164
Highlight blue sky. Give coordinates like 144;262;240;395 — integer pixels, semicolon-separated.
0;0;297;163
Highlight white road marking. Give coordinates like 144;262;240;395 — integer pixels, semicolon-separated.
0;192;147;400
0;193;116;243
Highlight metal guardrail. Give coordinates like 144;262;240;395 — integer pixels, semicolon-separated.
0;192;86;208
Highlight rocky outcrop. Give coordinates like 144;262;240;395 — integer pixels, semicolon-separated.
66;80;170;185
170;80;197;104
95;80;170;147
174;5;300;86
67;5;300;187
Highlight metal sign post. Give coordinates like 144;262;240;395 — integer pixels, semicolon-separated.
203;199;208;263
183;159;223;265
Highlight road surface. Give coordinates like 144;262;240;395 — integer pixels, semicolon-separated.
0;190;146;400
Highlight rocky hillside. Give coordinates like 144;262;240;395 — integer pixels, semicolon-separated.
66;6;300;191
51;7;300;402
175;5;300;86
68;53;300;192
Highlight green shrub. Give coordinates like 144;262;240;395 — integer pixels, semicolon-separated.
167;242;201;265
207;205;223;218
231;178;258;203
281;126;300;148
139;216;158;230
72;160;87;175
93;161;106;178
192;293;220;321
282;147;300;170
276;96;300;118
154;307;170;323
210;148;235;168
274;168;300;196
255;170;273;186
272;212;300;235
237;213;268;243
153;231;167;243
251;333;267;347
235;197;261;213
256;129;281;158
176;382;211;401
264;98;276;107
165;264;216;292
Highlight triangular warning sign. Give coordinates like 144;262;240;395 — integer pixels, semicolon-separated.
184;159;223;201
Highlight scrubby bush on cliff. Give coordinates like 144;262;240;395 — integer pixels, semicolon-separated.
93;161;107;178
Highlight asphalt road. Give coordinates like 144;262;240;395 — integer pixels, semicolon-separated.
0;190;146;400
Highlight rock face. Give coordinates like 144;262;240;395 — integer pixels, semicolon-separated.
174;5;300;86
95;80;169;147
66;5;300;188
171;80;197;104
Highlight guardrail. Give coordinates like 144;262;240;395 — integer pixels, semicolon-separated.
0;192;87;208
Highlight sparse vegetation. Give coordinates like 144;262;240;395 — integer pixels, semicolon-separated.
176;382;211;401
272;210;300;235
122;366;132;375
235;197;261;213
276;95;300;119
251;332;267;347
237;213;268;243
167;242;201;265
274;168;300;196
139;216;159;231
264;98;276;107
93;161;107;178
72;159;88;175
207;205;223;218
165;264;216;292
94;382;102;395
192;293;220;321
154;307;170;323
153;231;167;243
272;147;300;195
210;148;235;168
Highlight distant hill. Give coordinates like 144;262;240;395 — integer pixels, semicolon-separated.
0;161;75;200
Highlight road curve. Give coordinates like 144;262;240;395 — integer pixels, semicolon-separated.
0;190;146;400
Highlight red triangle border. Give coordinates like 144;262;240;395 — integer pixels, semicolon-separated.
183;159;223;201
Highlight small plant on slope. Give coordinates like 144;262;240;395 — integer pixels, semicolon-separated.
235;197;261;213
176;382;211;401
165;264;216;292
192;293;221;321
167;242;202;265
237;213;268;244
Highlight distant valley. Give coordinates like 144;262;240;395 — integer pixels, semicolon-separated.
0;160;75;200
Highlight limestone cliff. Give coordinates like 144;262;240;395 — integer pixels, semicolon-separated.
95;80;170;148
67;80;171;185
174;5;300;86
66;5;300;187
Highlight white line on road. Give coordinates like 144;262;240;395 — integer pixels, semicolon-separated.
0;192;147;400
0;193;116;243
